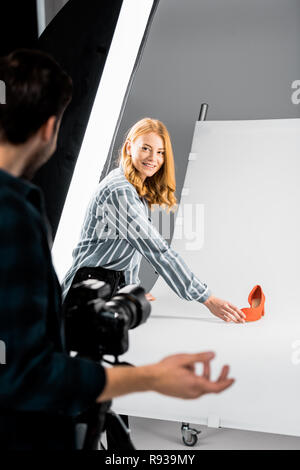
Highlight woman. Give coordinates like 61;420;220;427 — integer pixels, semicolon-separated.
62;118;245;323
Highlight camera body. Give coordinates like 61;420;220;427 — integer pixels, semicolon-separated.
63;279;151;359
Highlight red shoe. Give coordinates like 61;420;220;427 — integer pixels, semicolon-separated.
241;285;265;322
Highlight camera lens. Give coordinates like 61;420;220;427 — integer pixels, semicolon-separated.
104;285;151;329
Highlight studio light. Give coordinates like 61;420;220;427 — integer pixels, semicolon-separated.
52;0;154;281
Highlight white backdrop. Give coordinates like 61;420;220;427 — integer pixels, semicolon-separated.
113;119;300;436
151;119;300;321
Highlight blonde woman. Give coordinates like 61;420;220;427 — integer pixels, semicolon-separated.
62;118;245;323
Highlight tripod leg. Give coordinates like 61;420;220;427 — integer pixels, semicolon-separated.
80;402;111;450
105;412;135;450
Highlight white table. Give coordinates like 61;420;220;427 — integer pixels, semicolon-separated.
113;313;300;437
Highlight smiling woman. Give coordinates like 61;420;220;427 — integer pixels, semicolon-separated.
128;133;165;182
119;117;177;211
61;117;245;325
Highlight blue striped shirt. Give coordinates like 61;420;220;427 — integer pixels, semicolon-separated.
61;163;212;303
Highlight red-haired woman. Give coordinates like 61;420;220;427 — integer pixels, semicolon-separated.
62;118;245;324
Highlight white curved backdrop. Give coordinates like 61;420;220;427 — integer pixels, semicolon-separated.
114;119;300;437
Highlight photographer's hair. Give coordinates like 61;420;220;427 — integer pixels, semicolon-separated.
0;48;72;144
119;118;177;212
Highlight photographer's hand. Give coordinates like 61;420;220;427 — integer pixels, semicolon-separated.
149;352;234;398
96;351;234;402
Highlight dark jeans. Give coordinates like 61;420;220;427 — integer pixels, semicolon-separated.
65;265;126;301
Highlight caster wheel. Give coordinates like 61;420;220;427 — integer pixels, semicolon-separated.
181;423;201;447
182;434;198;447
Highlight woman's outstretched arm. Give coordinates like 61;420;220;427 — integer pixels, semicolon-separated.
103;187;245;323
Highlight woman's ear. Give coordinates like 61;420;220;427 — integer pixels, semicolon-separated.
126;140;131;156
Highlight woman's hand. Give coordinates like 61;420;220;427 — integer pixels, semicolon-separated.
145;292;156;301
203;295;246;323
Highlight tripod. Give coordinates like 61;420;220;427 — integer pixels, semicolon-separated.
63;266;145;450
75;358;136;450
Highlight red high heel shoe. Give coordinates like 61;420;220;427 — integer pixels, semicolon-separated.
241;285;265;322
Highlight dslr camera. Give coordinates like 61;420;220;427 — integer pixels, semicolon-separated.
63;279;151;360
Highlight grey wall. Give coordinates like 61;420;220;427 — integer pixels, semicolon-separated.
109;0;300;291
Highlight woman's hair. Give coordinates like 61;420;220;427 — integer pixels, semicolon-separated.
118;117;177;212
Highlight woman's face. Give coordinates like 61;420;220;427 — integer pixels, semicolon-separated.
126;132;165;182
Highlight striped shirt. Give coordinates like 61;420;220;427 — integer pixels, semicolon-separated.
61;163;212;303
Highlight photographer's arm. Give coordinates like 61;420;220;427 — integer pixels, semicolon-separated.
97;352;234;402
0;190;106;416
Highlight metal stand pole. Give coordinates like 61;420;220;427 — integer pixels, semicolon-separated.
198;103;209;121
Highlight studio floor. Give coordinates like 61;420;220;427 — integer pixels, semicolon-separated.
127;416;300;450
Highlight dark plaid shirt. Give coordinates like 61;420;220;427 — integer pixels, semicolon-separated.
0;169;105;419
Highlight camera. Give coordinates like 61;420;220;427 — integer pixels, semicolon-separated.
63;279;151;359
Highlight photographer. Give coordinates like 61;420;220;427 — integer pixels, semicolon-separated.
0;49;234;450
